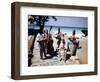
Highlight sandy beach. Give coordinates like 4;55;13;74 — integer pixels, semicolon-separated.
28;33;88;66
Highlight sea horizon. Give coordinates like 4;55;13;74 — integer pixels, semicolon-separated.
28;25;87;37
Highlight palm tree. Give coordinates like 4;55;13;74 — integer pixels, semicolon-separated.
28;15;57;53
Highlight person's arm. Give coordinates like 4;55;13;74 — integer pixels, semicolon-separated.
75;36;79;39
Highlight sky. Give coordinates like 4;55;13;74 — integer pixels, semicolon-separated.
28;15;88;36
45;16;88;28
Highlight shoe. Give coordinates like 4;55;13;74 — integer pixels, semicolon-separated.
67;48;70;52
40;58;44;60
77;46;82;49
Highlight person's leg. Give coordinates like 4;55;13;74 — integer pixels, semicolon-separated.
77;41;82;49
43;49;46;57
58;39;61;48
72;44;77;56
43;45;47;58
67;41;70;51
57;41;59;48
40;47;43;59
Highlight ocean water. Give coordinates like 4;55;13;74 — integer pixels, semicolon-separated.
44;26;87;37
28;25;87;37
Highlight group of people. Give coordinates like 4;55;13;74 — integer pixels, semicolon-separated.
37;29;80;60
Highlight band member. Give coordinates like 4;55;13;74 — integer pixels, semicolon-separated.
67;30;80;56
61;34;65;49
47;34;54;57
56;27;62;48
37;30;47;59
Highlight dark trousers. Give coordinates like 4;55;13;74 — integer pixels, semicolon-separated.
57;39;61;48
72;41;79;56
39;41;47;59
67;41;79;56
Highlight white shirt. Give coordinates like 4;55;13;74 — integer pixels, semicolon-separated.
37;33;44;41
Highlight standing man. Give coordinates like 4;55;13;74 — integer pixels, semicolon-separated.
56;27;62;48
61;34;65;49
37;30;47;59
67;30;80;56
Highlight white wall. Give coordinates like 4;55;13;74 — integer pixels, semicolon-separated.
0;0;100;82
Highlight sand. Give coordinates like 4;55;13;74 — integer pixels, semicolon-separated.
28;33;88;66
76;37;88;64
